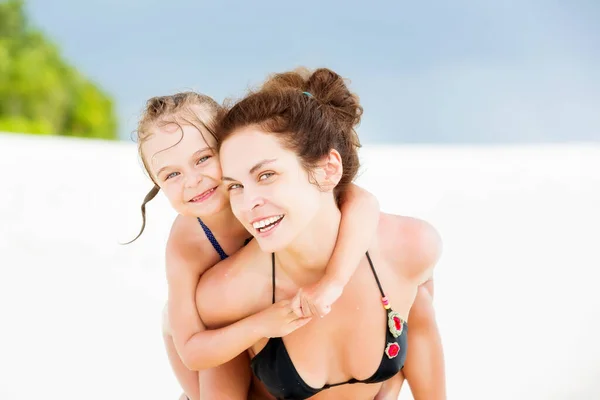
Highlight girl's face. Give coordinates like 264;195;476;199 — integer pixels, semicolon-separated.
142;122;229;218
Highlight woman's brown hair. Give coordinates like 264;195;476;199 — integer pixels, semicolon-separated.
217;67;363;200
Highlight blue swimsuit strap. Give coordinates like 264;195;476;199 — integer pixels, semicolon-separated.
197;218;228;260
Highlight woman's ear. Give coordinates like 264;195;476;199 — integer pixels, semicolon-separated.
314;149;343;192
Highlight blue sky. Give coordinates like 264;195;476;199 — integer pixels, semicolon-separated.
26;0;599;143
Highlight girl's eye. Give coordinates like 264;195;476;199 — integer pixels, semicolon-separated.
228;183;242;191
165;172;179;180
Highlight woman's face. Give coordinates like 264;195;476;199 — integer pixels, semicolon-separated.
142;122;229;218
220;127;324;253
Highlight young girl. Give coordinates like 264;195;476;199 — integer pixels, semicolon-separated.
130;92;382;399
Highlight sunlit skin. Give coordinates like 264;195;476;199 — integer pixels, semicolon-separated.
143;122;231;219
143;120;254;399
196;127;442;400
141;120;404;400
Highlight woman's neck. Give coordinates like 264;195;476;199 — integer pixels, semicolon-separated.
275;196;341;287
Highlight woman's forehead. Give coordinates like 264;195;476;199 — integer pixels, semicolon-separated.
221;129;296;175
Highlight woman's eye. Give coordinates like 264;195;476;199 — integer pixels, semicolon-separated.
197;156;210;164
259;172;274;181
228;183;242;191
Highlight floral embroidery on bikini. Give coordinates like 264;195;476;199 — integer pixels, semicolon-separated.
381;296;405;338
387;310;404;338
385;342;401;359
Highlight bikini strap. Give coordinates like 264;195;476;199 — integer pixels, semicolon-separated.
271;253;276;304
197;218;228;260
366;251;386;298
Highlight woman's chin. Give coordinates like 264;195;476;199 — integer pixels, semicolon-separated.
255;239;282;253
254;233;291;254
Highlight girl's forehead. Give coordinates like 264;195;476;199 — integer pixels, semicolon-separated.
143;124;215;165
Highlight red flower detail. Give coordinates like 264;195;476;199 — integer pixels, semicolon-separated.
393;316;402;331
385;342;400;359
387;311;404;338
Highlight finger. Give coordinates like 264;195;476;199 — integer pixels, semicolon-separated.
308;301;320;318
290;291;303;317
301;295;313;318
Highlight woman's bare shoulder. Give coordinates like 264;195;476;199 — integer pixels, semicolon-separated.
377;213;443;284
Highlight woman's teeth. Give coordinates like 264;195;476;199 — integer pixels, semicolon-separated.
253;215;284;232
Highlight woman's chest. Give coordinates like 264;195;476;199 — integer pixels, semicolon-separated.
258;259;414;390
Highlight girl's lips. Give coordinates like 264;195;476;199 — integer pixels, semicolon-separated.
189;187;217;202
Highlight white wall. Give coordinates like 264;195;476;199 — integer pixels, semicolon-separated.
1;133;598;399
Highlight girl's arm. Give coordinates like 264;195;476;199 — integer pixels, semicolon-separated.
167;220;308;371
292;183;380;317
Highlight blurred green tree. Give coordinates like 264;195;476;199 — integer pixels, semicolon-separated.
0;0;117;139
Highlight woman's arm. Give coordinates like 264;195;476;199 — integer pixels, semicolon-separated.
403;279;446;400
374;373;404;400
384;216;445;399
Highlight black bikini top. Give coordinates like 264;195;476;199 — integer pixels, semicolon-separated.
250;252;408;400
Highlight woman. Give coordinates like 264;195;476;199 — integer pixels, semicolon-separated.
132;92;382;399
196;67;444;399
